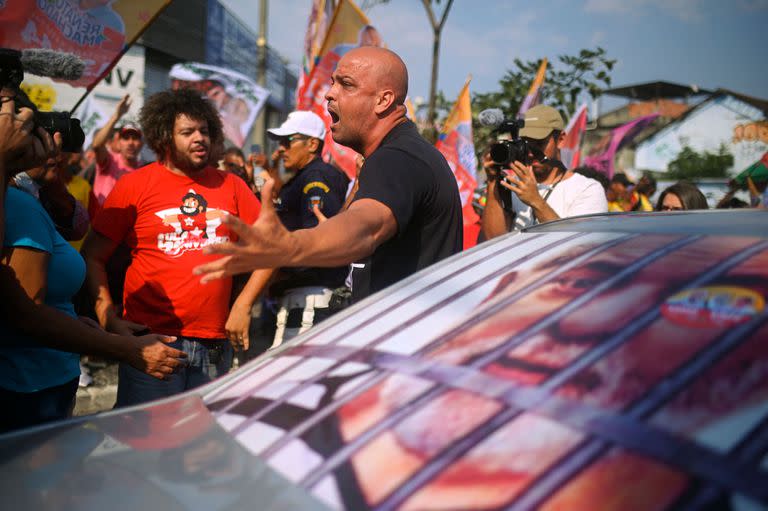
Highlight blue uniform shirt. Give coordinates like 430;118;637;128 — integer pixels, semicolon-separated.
273;158;350;292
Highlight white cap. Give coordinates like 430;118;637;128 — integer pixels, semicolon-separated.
267;111;326;140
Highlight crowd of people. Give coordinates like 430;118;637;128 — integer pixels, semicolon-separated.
0;46;762;433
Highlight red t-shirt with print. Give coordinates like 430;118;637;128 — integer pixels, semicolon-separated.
92;163;261;338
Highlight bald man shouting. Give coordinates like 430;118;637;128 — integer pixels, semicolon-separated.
195;48;462;302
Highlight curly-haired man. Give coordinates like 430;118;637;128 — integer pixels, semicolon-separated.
82;88;271;407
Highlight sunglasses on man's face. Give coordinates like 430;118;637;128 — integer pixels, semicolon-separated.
279;135;308;147
522;131;557;161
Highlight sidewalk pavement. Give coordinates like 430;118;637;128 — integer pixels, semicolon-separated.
74;361;117;416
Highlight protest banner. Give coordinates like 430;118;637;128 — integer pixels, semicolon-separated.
0;1;170;94
169;62;269;148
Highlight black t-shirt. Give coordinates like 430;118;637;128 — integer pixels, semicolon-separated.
350;120;462;300
273;158;350;293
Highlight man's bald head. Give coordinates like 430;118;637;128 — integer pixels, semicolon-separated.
326;47;410;155
342;47;408;105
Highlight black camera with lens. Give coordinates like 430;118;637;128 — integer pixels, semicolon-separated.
489;118;533;167
487;117;536;211
0;49;85;153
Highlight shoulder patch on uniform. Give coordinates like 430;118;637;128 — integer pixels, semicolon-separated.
303;181;330;194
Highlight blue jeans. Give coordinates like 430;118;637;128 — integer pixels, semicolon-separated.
115;337;233;408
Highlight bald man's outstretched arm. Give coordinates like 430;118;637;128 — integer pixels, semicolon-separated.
194;179;397;281
294;198;396;265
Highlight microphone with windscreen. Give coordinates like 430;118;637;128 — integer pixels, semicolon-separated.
478;108;506;128
0;48;86;152
19;48;86;81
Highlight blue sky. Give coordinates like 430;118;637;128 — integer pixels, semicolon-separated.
223;0;767;112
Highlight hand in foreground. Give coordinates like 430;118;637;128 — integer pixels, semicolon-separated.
125;334;187;380
0;98;60;172
225;303;251;351
194;179;297;282
500;161;541;207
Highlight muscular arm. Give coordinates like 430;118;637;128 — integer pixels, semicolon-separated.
194;180;398;281
288;199;397;267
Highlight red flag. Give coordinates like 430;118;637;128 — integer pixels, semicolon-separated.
0;1;172;90
560;103;588;169
296;0;380;179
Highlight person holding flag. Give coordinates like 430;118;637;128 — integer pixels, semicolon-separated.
481;105;607;239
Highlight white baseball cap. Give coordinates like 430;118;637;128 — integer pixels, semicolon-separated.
267;111;326;140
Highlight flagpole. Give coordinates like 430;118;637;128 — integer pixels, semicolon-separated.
70;1;175;115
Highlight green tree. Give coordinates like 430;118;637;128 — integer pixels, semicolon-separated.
666;145;733;180
365;0;454;135
471;48;616;149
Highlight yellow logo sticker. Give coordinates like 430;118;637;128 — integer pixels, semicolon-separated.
20;83;57;112
661;286;764;328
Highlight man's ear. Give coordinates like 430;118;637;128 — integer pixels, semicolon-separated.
556;130;567;149
307;137;321;154
374;89;396;115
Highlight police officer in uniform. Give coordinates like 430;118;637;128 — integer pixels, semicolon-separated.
266;111;349;346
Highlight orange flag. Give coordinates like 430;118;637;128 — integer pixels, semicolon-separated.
435;78;480;249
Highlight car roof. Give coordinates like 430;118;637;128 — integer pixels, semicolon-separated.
526;209;768;237
3;213;768;510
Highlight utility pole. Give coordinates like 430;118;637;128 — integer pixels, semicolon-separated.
254;0;268;147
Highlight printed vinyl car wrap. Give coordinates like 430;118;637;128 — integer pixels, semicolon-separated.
205;230;768;511
2;218;768;511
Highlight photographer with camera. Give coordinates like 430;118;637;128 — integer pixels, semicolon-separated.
481;105;607;239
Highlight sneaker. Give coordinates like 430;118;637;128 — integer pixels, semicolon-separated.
78;362;93;387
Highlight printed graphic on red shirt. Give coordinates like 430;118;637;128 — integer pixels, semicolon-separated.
155;188;230;257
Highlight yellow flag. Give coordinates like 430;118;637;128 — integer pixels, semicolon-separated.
316;0;371;58
440;77;473;136
405;97;416;120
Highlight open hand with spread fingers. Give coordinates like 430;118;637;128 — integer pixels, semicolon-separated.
194;178;298;282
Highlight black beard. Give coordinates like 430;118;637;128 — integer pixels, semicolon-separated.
169;146;207;173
